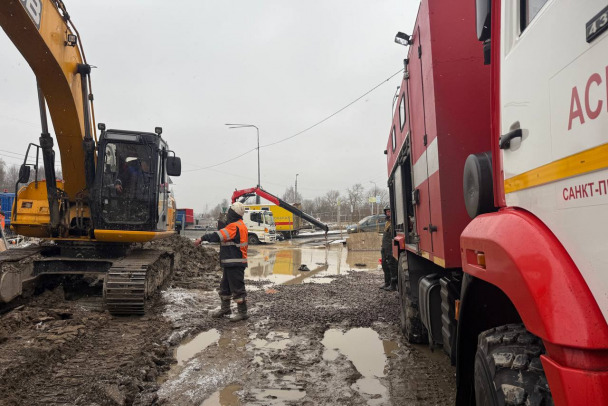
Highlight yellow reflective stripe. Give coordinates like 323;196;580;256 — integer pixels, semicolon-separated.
221;258;248;263
504;143;608;194
220;229;230;241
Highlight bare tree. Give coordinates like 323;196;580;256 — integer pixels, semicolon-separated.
301;199;314;215
282;186;302;203
346;183;365;221
7;165;20;191
365;186;389;216
208;198;229;219
323;190;340;221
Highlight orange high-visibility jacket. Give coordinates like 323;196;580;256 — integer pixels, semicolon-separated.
214;219;248;268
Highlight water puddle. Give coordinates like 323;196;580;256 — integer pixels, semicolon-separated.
322;328;398;405
250;388;306;404
244;244;382;286
200;384;242;406
176;329;221;366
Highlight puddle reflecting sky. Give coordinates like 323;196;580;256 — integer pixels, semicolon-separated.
176;329;221;366
246;245;380;285
322;327;397;406
200;384;242;406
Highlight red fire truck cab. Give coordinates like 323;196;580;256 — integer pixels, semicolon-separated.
386;0;608;404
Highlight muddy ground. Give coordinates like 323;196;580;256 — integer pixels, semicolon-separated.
0;236;455;405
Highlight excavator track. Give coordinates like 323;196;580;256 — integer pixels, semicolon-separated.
104;249;173;315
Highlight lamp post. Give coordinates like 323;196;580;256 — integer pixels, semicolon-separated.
226;123;260;203
370;181;377;215
295;173;299;203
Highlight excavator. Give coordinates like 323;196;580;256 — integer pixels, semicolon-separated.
0;1;181;314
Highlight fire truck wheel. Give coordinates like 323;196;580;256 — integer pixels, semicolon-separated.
248;234;260;245
474;324;553;406
397;252;428;344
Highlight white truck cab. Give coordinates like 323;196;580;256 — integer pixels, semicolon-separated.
243;209;276;244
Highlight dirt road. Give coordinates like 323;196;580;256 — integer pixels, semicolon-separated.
0;236;455;405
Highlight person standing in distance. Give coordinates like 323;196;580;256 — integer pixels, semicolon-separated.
381;205;398;291
194;202;250;321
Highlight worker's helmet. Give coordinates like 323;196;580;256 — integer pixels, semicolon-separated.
230;202;246;216
384;205;390;213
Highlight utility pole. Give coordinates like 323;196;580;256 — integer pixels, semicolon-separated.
295;173;299;203
370;181;378;215
226;123;260;203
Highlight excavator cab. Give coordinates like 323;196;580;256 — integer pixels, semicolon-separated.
93;126;181;234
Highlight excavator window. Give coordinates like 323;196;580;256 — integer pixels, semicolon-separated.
100;142;154;224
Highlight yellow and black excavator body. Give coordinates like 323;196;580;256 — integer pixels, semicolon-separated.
0;0;182;314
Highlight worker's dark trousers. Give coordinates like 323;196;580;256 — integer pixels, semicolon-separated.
219;266;247;302
381;249;398;287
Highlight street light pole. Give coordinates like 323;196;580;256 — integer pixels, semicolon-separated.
226;123;260;203
295;173;299;203
370;181;377;215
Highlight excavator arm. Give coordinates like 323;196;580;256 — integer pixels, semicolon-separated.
231;187;329;233
0;0;93;199
1;1;180;242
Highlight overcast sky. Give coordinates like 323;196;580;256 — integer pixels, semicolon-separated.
0;0;419;211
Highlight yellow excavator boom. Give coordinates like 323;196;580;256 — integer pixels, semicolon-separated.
0;0;89;200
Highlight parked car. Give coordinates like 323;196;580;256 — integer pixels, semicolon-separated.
346;214;386;234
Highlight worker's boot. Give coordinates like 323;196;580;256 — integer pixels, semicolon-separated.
210;299;232;318
230;301;249;322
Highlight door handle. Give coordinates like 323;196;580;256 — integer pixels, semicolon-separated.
499;128;523;149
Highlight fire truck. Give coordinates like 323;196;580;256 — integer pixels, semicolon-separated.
386;0;608;404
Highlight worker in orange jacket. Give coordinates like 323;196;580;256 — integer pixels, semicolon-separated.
195;202;249;321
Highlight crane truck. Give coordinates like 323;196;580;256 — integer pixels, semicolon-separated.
0;0;181;314
231;187;329;234
387;0;608;404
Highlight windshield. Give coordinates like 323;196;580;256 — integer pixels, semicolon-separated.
100;142;154;223
264;212;275;226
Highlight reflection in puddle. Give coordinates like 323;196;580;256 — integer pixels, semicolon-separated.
200;384;242;406
246;332;305;402
245;245;381;286
322;328;398;405
383;340;399;358
161;328;222;384
176;329;221;366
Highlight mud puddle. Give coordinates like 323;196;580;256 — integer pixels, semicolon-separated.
322;327;398;405
155;237;455;405
246;245;380;286
201;383;242;405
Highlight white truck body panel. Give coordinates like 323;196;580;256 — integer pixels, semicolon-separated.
501;0;608;321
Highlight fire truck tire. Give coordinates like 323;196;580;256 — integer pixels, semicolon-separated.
397;252;428;344
248;234;260;245
474;324;554;406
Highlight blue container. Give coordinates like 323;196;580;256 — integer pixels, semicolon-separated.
176;211;186;230
0;193;15;227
